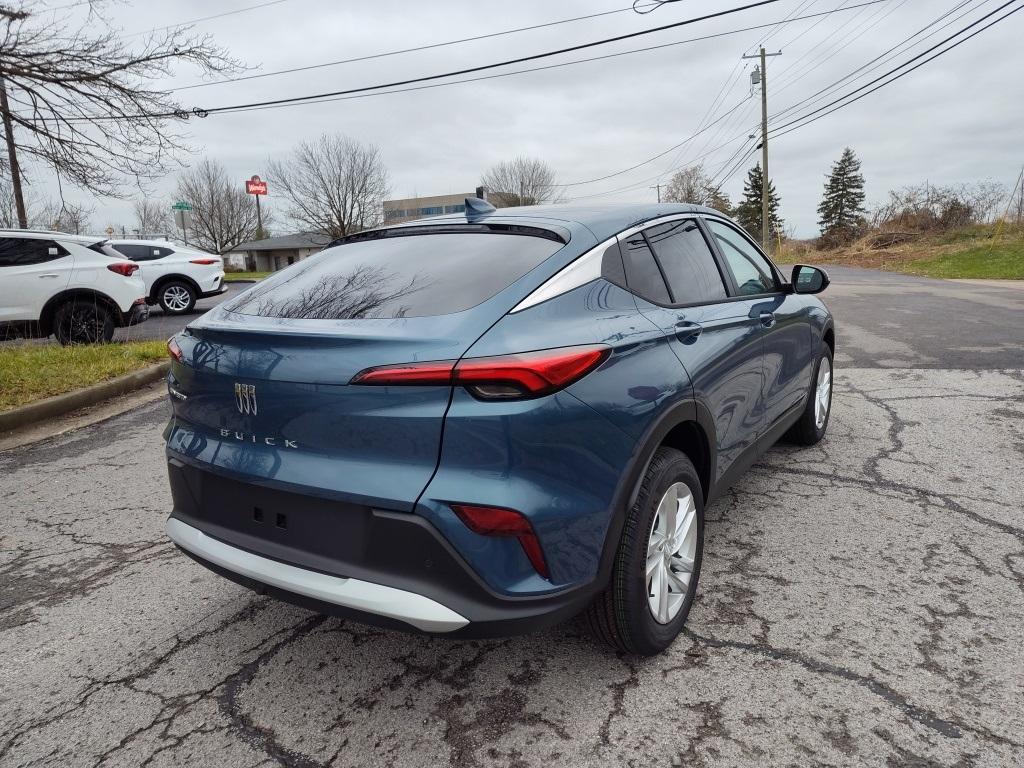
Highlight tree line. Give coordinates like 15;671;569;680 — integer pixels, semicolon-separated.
660;147;1014;250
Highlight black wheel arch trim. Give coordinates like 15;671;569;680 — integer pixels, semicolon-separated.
40;288;125;333
594;397;717;586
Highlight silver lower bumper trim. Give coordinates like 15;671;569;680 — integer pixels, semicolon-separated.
166;517;469;633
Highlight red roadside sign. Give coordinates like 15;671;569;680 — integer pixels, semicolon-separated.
245;175;268;195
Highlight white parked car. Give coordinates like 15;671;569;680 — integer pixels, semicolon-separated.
0;230;149;345
108;239;226;315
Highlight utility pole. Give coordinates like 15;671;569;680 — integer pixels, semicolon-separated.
0;76;28;228
742;47;781;251
651;184;662;203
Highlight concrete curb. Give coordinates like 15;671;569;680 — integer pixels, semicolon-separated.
0;361;170;433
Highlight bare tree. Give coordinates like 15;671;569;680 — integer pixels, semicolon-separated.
268;134;389;238
175;159;268;253
0;1;240;227
1;173;47;227
133;197;171;236
664;164;731;213
32;199;95;234
480;156;560;207
872;180;1008;231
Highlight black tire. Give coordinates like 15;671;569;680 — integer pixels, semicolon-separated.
785;342;834;446
585;447;704;656
157;280;197;315
53;300;115;345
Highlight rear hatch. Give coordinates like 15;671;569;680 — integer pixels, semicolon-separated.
166;225;569;512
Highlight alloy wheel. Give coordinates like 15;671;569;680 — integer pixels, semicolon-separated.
68;307;101;343
815;357;832;429
163;285;192;312
646;481;698;624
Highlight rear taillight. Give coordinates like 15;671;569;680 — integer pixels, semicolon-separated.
451;504;549;579
189;258;219;265
351;345;609;400
107;262;139;277
167;336;183;363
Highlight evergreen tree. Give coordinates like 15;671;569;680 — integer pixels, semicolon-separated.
734;163;783;244
817;147;867;243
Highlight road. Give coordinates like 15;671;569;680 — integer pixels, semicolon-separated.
2;268;1023;767
114;283;249;342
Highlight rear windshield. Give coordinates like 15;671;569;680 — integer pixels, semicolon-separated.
224;231;564;319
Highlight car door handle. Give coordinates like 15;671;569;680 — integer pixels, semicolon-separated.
38;273;60;278
675;321;703;344
759;312;776;328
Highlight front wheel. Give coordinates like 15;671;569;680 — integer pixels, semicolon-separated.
786;343;833;445
158;281;196;315
586;447;704;656
53;300;115;345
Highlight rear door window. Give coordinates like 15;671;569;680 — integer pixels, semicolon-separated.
620;232;671;305
225;230;564;319
0;238;68;266
643;219;727;304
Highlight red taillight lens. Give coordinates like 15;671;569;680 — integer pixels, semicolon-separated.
351;345;609;399
107;262;139;277
455;346;609;399
351;360;455;385
451;504;550;579
189;258;219;265
167;336;183;363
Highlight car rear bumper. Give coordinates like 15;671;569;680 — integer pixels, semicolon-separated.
120;299;149;326
164;457;598;637
167;517;469;632
199;279;227;299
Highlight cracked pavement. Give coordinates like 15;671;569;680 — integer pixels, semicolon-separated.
1;268;1023;767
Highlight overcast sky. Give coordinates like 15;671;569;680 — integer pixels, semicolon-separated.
23;0;1024;237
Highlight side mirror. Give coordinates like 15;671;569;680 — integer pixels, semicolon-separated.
791;264;829;294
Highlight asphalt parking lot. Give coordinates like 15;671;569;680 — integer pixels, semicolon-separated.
2;267;1023;767
113;282;249;342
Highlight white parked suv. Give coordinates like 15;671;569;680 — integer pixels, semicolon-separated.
0;230;149;345
108;240;226;315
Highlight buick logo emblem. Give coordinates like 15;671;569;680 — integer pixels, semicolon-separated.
234;382;257;415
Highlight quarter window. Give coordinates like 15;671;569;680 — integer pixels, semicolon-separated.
643;220;727;304
620;232;671;305
706;220;777;296
113;244;165;261
0;237;68;267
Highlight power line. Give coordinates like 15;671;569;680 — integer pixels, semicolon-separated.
208;1;886;124
124;0;297;38
77;0;788;121
769;0;1023;138
173;3;686;92
567;128;756;201
769;0;985;120
555;99;748;186
769;0;897;92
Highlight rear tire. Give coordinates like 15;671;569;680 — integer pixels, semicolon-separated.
53;300;115;345
586;447;704;656
786;343;833;446
158;281;196;315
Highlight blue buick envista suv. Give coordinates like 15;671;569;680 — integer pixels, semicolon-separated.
164;200;833;655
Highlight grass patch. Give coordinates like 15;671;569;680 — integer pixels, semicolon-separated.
903;239;1024;279
223;271;271;281
0;340;167;412
804;225;1024;280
